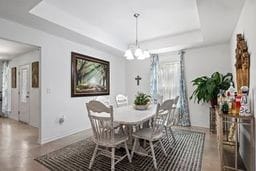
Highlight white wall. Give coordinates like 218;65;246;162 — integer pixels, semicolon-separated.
0;18;126;144
8;50;40;128
125;52;179;104
125;44;231;128
186;43;232;128
230;0;256;169
0;62;3;114
125;59;151;103
0;62;3;92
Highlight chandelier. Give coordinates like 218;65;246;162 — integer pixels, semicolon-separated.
124;13;150;60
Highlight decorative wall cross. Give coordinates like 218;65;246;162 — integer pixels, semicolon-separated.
135;75;142;86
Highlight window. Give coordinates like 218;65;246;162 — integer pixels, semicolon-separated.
158;62;180;101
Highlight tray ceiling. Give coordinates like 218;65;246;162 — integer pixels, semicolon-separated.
0;0;245;55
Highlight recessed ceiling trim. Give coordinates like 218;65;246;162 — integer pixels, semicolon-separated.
140;29;204;53
30;1;127;51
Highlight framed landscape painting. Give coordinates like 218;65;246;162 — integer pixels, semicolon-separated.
11;67;17;88
32;61;39;88
71;52;110;97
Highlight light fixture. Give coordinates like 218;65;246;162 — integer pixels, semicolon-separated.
124;13;150;60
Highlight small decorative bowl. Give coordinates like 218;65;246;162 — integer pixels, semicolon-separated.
134;103;150;110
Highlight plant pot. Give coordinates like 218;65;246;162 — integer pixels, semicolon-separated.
222;110;229;114
210;98;218;108
134;103;150;110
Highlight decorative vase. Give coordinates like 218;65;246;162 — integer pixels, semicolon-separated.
221;102;229;114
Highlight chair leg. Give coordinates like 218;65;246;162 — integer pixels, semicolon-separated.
169;127;176;142
159;140;167;157
149;141;157;169
143;139;147;148
111;147;115;171
89;144;98;169
124;141;131;162
165;126;170;143
131;138;138;159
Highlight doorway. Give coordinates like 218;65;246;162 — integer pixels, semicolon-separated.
18;64;30;123
0;37;41;144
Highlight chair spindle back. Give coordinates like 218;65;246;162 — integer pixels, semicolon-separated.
116;94;128;107
86;100;114;143
152;99;176;137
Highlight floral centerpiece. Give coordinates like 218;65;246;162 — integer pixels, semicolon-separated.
134;92;151;110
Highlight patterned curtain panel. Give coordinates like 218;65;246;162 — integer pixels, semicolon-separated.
150;54;159;104
177;51;191;126
2;61;10;117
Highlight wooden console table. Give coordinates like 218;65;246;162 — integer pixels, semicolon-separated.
216;109;255;171
210;107;216;133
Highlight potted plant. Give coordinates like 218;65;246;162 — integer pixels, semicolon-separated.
190;72;233;107
134;92;151;110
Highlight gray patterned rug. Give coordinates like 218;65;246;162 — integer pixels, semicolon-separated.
35;129;205;171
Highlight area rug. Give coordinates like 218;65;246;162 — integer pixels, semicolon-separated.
35;129;205;171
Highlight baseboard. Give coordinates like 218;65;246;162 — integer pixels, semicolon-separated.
8;114;18;121
29;121;39;128
1;111;12;118
40;127;87;145
190;125;210;130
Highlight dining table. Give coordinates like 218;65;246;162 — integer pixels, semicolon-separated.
113;104;158;154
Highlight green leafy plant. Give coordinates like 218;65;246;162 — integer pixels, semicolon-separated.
134;92;151;105
190;72;233;107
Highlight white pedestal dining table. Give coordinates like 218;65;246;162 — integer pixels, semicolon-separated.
113;104;157;154
114;104;157;125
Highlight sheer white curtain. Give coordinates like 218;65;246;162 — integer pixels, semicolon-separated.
150;54;159;103
2;61;10;116
158;62;180;101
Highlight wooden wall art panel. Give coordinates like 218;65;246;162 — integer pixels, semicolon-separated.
235;34;250;92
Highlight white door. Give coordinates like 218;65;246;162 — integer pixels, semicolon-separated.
19;65;30;123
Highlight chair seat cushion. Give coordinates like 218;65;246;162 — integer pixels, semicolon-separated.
132;128;163;141
113;122;120;128
93;134;128;147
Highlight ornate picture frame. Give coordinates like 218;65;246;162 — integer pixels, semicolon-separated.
71;52;110;97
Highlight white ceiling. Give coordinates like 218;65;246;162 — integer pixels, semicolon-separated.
0;0;245;55
0;38;38;60
44;0;201;43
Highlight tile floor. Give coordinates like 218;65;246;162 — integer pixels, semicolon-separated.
0;117;220;171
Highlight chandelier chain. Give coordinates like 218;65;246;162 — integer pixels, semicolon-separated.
124;13;150;60
134;13;140;47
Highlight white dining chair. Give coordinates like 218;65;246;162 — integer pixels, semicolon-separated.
160;97;179;143
151;94;163;104
94;97;121;130
115;94;128;107
86;100;131;171
157;94;164;104
131;101;169;169
95;96;110;106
